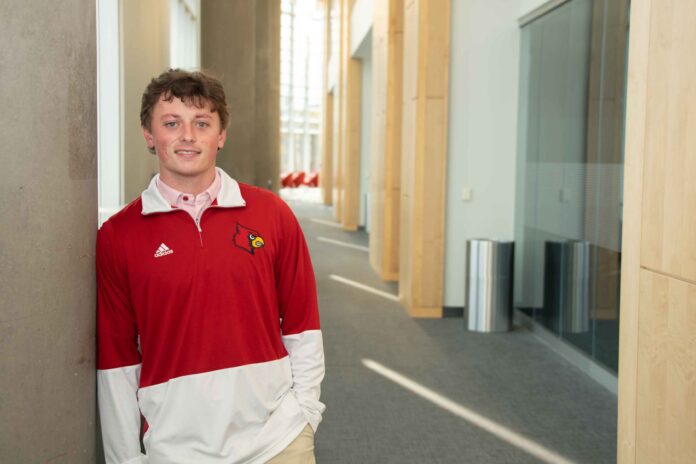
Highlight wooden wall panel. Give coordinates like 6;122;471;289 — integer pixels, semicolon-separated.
400;87;416;311
641;0;696;282
636;270;696;464
370;1;388;276
617;0;652;457
386;1;404;279
369;0;403;281
619;0;696;462
399;0;449;318
399;0;417;312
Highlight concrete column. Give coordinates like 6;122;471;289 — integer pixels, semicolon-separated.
254;0;281;191
0;0;98;462
201;0;280;191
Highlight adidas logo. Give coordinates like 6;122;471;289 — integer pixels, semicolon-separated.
154;243;174;258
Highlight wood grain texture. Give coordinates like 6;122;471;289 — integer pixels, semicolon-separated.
399;0;449;318
636;270;696;464
619;0;696;462
341;55;361;231
328;0;361;230
369;0;403;281
617;0;650;461
641;0;696;282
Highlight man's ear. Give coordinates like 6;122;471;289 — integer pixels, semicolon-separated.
217;128;228;151
142;126;156;154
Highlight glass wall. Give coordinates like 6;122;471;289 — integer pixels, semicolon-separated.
280;0;324;174
514;0;629;373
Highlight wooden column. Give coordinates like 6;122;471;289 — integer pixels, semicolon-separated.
369;0;403;281
322;91;334;205
618;0;696;462
336;0;361;230
331;0;345;221
320;0;334;205
399;0;450;317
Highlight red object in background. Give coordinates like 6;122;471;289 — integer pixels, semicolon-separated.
280;172;293;188
303;172;319;187
280;171;319;188
289;171;305;187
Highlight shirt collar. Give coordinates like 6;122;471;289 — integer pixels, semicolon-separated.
141;167;246;215
156;170;221;207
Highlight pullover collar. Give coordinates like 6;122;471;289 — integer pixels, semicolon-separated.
141;167;246;215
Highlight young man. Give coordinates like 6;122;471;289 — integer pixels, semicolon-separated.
97;69;325;464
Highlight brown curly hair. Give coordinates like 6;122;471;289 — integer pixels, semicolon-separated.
140;69;229;132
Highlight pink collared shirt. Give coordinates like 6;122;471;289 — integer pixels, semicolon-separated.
156;170;221;222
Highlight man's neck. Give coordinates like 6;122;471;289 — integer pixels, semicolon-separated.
158;169;217;195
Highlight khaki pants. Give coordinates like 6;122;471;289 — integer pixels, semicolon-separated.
266;425;316;464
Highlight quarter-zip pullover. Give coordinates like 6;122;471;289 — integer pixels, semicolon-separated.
97;169;325;464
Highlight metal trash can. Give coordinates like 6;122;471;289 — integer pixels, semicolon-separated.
543;240;590;333
465;239;514;332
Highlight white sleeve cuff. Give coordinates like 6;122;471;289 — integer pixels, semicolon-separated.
98;364;143;464
282;330;326;431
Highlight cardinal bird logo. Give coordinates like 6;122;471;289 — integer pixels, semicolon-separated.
233;223;265;254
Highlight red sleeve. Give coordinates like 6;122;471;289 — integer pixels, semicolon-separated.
97;220;141;370
273;198;320;336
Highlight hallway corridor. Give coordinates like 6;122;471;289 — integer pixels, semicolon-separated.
286;197;617;464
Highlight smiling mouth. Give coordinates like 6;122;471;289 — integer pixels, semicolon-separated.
174;149;201;156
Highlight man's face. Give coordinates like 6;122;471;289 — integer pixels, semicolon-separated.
142;96;227;186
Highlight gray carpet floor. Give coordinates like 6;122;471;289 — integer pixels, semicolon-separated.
287;199;617;464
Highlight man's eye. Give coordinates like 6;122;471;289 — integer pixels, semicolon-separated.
196;121;210;128
164;121;178;128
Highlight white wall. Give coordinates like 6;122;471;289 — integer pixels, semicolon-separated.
350;0;373;56
169;0;201;69
97;0;122;226
444;0;546;307
519;0;554;15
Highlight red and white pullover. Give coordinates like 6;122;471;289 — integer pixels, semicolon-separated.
97;169;325;464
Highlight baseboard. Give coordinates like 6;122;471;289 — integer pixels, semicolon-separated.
407;305;443;318
514;309;618;395
442;306;464;318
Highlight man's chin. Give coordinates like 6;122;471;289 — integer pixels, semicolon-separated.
160;165;216;179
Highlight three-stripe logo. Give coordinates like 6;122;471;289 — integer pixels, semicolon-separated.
154;243;173;258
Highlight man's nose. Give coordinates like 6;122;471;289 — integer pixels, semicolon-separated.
180;123;196;142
